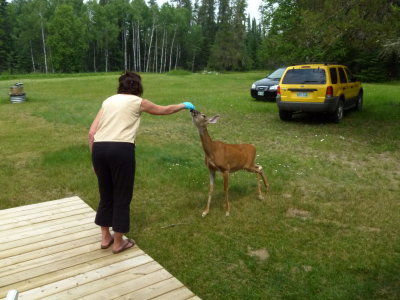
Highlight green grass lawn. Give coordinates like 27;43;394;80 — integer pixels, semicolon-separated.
1;72;399;299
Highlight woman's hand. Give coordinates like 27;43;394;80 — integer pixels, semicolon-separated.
182;102;195;110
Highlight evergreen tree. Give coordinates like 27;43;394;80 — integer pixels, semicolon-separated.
231;0;250;69
246;17;262;67
48;4;88;72
0;0;11;72
197;0;216;69
209;0;249;71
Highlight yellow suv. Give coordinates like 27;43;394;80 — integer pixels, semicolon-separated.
276;64;363;122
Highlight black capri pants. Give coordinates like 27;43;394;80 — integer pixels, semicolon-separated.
92;142;135;233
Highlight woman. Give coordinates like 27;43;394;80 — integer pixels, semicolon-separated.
88;71;195;254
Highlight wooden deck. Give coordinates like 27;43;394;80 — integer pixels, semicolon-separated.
0;196;200;300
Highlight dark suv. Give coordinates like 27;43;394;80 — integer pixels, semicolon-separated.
250;67;286;101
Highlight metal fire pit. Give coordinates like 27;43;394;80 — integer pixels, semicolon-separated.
9;82;26;103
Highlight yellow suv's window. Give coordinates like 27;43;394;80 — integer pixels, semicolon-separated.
282;68;326;84
329;68;338;84
338;68;347;83
345;68;356;82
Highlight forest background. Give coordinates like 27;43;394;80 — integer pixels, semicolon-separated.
0;0;399;82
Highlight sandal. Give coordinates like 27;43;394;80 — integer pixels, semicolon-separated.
100;237;114;249
112;239;135;254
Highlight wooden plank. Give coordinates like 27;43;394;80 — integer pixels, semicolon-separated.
0;199;90;220
120;277;187;300
0;227;99;259
0;202;91;227
0;211;95;241
0;197;81;217
0;206;93;231
0;203;89;225
151;286;195;300
0;248;145;295
19;254;155;300
79;269;173;300
0;220;95;252
0;233;100;267
0;242;102;278
39;260;161;300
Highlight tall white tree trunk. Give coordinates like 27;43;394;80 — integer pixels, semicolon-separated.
146;21;155;72
192;50;196;72
137;22;141;72
159;29;166;73
123;27;128;71
30;41;36;72
132;24;136;71
105;47;109;72
154;29;158;72
163;36;168;72
143;29;147;71
40;16;48;74
169;28;176;71
174;43;180;70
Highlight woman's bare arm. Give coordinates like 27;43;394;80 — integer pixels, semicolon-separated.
140;99;186;115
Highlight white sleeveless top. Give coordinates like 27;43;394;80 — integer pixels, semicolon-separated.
94;94;142;144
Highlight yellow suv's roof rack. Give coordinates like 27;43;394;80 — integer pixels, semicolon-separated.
292;62;339;66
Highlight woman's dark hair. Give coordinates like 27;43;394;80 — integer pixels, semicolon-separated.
118;71;143;96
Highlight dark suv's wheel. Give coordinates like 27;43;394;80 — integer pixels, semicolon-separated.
279;110;293;121
355;93;363;111
332;100;344;123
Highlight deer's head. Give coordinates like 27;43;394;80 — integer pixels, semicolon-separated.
190;109;220;130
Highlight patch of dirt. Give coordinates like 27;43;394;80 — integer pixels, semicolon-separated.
286;208;312;220
247;247;269;261
357;225;381;233
302;265;312;272
291;265;312;273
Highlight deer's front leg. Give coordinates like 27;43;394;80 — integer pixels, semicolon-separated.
203;170;215;217
222;171;230;216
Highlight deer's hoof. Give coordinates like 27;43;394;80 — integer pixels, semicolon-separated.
225;211;230;217
202;211;208;217
258;195;265;201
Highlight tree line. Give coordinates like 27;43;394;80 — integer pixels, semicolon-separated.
0;0;399;81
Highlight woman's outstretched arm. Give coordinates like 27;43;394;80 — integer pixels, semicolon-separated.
140;99;195;115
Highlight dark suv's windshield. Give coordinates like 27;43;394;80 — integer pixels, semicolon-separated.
282;69;326;84
267;67;286;80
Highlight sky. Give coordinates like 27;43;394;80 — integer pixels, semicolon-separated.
156;0;262;21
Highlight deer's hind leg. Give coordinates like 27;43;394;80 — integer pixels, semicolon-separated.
256;164;268;188
247;165;268;200
203;169;216;217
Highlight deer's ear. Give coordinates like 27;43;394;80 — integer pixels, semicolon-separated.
208;115;220;124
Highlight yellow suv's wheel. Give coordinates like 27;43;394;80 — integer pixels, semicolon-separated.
279;110;293;121
355;93;363;111
332;100;344;123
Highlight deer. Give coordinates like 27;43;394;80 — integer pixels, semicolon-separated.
190;109;268;217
